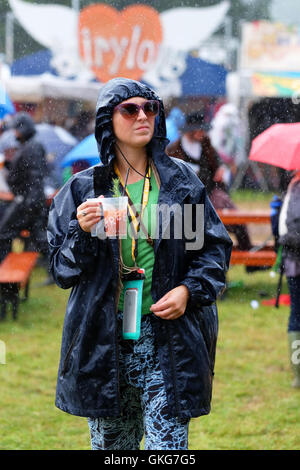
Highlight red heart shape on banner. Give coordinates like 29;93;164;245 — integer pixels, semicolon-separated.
78;4;163;82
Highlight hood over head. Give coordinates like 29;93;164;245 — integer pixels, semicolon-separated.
95;77;168;165
13;112;36;142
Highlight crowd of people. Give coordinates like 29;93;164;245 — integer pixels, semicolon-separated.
0;110;94;271
166;109;254;255
0;103;256;275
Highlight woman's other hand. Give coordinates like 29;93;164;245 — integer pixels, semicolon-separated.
150;285;190;320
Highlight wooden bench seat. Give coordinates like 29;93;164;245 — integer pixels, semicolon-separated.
217;209;277;268
0;252;39;320
230;249;277;266
217;209;271;225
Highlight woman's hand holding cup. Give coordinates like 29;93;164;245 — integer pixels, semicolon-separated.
77;196;104;232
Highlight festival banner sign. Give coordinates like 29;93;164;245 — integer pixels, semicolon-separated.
252;72;300;99
240;21;300;72
8;0;230;96
78;4;163;82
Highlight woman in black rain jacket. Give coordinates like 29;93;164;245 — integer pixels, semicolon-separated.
47;78;232;450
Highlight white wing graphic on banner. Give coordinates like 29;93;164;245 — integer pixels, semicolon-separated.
9;0;91;78
9;0;229;85
160;2;230;51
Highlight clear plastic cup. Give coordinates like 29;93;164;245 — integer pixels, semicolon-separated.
89;196;128;238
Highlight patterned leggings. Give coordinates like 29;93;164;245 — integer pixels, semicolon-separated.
87;313;189;450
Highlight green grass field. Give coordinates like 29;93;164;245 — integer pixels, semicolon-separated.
1;262;299;450
1;189;299;450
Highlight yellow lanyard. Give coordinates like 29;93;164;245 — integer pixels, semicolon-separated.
113;162;151;264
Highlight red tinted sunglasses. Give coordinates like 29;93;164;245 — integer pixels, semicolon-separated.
114;100;160;119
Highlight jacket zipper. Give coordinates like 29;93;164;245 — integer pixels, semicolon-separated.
61;327;80;376
109;237;122;416
166;323;181;417
154;227;181;417
114;312;122;416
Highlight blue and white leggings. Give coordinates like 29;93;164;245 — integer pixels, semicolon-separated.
87;313;190;450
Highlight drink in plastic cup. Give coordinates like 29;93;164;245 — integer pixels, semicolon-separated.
102;196;128;237
89;196;128;238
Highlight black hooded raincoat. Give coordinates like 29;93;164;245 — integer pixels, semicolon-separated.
0;113;48;260
47;78;232;419
7;113;47;211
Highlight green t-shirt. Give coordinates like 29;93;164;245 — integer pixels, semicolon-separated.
118;171;159;315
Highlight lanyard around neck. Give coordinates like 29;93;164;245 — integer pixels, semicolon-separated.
113;161;151;264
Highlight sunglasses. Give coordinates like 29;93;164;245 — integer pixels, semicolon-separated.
114;100;160;119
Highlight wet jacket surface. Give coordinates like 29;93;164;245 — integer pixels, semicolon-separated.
47;78;232;419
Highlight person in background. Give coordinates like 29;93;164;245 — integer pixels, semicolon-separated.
165;107;186;145
47;77;232;450
166;111;253;253
278;170;300;388
0;153;10;193
209;103;246;188
0;113;49;263
0;114;14;137
68;111;94;141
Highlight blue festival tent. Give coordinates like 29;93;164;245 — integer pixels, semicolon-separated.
180;55;227;96
0;85;15;119
166;107;186;143
11;49;57;76
60;134;100;168
11;50;227;98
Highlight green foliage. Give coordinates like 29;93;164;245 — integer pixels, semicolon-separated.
112;177;121;198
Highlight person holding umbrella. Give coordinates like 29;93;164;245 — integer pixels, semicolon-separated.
47;77;232;450
278;171;300;388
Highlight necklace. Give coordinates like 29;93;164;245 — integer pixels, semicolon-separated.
115;142;151;182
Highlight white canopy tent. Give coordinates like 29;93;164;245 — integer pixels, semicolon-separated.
4;73;102;103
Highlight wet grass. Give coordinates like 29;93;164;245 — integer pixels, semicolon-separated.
231;189;275;205
0;264;299;450
189;266;300;450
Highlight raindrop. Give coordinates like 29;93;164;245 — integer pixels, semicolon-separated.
250;299;259;309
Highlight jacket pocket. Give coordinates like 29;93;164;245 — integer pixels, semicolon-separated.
61;327;80;376
197;306;218;375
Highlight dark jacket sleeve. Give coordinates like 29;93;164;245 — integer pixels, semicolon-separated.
279;180;300;255
180;174;232;306
47;177;99;289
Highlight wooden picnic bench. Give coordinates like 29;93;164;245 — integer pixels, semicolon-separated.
0;189;56;320
229;249;276;266
0;252;39;320
0;190;57;207
217;209;277;267
217;209;271;225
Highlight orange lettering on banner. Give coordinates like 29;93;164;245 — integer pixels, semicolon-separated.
78;4;163;82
